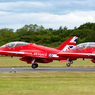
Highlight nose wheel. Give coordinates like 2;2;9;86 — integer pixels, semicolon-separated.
32;63;38;69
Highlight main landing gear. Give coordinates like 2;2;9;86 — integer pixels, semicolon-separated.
66;58;73;67
30;58;38;69
31;63;38;69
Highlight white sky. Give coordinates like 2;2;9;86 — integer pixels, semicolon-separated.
0;0;95;31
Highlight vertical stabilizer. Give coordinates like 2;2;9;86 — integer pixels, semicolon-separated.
56;36;78;51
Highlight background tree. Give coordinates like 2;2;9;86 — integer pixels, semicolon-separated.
0;22;95;47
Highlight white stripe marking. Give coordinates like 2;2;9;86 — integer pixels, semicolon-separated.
0;50;25;54
52;54;59;57
62;53;95;56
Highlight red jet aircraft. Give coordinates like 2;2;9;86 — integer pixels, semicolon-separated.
0;36;77;69
57;42;95;67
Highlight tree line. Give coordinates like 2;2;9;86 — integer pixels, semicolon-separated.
0;22;95;47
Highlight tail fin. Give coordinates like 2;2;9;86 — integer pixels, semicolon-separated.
56;36;78;51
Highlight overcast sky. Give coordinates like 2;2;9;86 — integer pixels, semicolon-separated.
0;0;95;31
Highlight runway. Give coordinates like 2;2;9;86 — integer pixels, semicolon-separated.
0;67;95;73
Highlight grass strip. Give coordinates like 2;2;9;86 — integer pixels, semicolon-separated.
0;57;95;67
0;72;95;95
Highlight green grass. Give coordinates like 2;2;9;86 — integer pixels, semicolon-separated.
0;57;95;67
0;57;30;67
0;57;95;95
0;72;95;95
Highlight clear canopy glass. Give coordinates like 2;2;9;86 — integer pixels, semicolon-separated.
71;42;95;50
1;42;28;48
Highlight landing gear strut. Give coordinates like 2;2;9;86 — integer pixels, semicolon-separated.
31;63;38;69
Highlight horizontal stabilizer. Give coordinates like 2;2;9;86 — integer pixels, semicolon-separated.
60;60;67;62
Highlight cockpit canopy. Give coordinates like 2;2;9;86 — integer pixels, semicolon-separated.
71;42;95;50
1;42;28;48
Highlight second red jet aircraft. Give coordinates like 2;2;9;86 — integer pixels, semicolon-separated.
57;42;95;67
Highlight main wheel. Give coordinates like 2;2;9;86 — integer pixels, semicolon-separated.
32;63;38;69
36;64;38;68
66;63;70;67
70;61;73;64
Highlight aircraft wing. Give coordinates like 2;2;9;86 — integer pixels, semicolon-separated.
57;50;77;57
57;50;92;58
